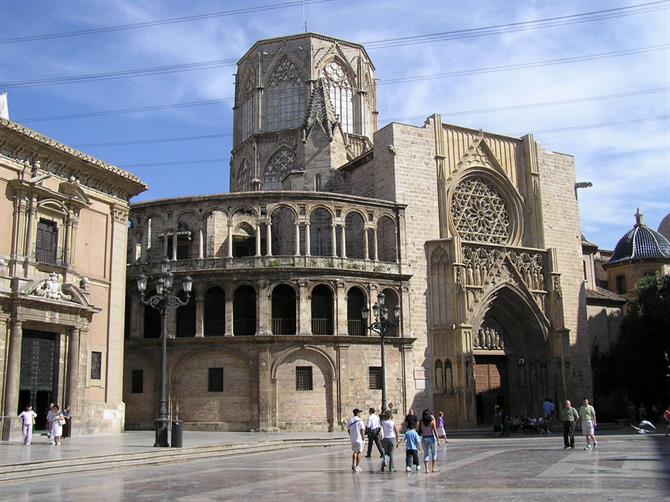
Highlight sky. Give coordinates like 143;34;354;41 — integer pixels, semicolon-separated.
1;0;668;250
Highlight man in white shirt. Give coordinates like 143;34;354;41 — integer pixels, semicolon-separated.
18;404;38;445
347;408;366;472
365;407;384;458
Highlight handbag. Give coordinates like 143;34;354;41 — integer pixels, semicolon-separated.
58;416;66;425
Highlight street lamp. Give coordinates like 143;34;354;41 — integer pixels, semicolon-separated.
362;291;401;412
136;259;193;447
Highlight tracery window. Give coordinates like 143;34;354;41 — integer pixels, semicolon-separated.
264;147;296;183
321;61;353;133
451;177;510;244
265;56;304;131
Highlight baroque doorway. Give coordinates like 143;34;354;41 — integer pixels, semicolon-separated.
18;330;59;429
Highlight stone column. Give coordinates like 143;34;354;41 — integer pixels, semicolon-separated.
227;223;234;258
224;288;234;336
172;233;178;261
2;319;22;440
266;222;272;256
331;224;337;257
194;285;205;337
257;348;273;431
336;280;347;335
372;229;378;262
198;228;204;259
257;280;270;335
297;280;310;335
163;233;169;259
294;223;301;257
24;197;36;259
64;211;73;265
305;223;311;256
363;227;369;260
255;224;262;257
66;327;81;413
341;225;347;258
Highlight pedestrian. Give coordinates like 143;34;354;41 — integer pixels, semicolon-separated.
663;404;670;437
365;407;384;458
436;411;448;440
18;404;37;446
560;400;579;449
346;408;366;472
404;422;421;472
46;403;55;444
380;410;399;472
419;409;440;472
404;407;418;432
578;398;597;450
51;404;65;446
543;398;555;431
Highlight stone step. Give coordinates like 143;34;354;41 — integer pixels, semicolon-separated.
0;437;350;484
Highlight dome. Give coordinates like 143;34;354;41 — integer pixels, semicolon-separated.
607;209;670;266
659;212;670;241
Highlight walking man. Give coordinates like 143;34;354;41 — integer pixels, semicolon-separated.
578;398;597;450
18;404;37;446
365;407;384;458
561;400;579;449
347;408;366;472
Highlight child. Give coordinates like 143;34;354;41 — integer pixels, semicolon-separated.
436;411;448;440
404;423;421;472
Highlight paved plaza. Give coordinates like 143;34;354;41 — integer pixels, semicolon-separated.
0;431;668;501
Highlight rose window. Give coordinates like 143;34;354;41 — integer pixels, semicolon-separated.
451;178;510;244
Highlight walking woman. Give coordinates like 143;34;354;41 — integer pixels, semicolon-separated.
380;410;399;472
419;409;440;472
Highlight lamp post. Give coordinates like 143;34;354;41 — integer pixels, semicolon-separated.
362;291;401;412
136;259;193;447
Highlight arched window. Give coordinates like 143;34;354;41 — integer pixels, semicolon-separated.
435;360;444;392
272;284;296;335
377;216;397;262
345;212;365;259
204;286;226;336
233;286;256;336
346;287;367;336
264;147;296;188
310;208;333;256
176;291;196;337
321;61;353;134
239;67;255;142
445;359;453;392
265;56;304;131
271;206;296;256
311;285;333;335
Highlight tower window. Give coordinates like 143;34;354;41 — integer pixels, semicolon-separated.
265;56;304;131
321;61;353;134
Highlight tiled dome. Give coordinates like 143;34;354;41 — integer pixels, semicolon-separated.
608;209;670;266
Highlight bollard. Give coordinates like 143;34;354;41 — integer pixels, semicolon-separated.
171;420;183;448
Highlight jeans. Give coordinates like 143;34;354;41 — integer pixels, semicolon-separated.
563;421;575;448
382;438;396;471
422;436;437;462
406;449;419;468
366;428;383;457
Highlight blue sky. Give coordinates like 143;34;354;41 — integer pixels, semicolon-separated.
1;0;668;250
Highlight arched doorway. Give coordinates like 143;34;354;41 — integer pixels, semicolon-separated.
311;285;333;335
272;284;296;335
473;286;550;423
233;286;256;336
204;286;226;336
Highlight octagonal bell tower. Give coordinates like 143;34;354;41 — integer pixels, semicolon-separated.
230;33;377;192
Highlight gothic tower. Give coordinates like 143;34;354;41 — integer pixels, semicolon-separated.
230;33;377;192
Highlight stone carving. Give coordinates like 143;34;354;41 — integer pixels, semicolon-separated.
462;245;546;291
451;178;510;244
268;56;302;87
236;160;251;191
33;272;72;301
264;147;296;182
474;321;506;350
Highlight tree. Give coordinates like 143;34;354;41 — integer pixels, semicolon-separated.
597;274;670;408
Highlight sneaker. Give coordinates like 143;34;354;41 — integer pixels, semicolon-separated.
584;445;591;450
352;464;356;472
381;461;386;472
563;446;570;449
406;466;412;472
416;465;422;471
593;441;598;449
355;466;362;472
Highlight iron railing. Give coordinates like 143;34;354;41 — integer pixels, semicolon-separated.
272;318;296;335
311;318;333;335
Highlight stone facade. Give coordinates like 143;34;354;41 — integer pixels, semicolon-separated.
124;33;590;430
0;118;146;440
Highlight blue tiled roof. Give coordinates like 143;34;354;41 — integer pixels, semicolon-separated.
608;214;670;265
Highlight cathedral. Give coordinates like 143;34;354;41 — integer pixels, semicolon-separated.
123;32;591;430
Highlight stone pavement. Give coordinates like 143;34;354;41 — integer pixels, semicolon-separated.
0;432;668;501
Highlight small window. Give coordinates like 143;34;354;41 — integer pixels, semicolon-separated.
131;370;144;394
208;367;224;392
90;351;102;380
36;219;59;264
369;366;383;390
616;275;627;294
314;174;322;191
296;366;313;391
